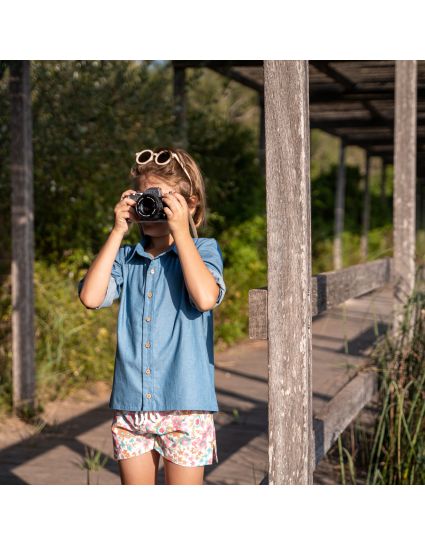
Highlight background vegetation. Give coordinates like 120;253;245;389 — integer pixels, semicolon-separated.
0;60;421;414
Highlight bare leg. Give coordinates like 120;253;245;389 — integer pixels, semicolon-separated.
118;449;161;485
163;457;205;485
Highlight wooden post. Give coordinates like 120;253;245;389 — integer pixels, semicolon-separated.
264;61;314;485
393;60;417;337
173;65;188;148
9;61;35;414
333;139;346;270
360;152;371;262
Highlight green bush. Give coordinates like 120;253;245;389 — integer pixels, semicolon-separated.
0;257;119;414
215;214;267;347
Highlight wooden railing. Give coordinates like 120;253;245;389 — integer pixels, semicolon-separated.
249;257;393;468
249;257;393;340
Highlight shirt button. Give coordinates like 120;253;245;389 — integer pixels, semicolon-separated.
145;316;151;322
145;368;151;375
150;268;155;274
145;341;151;348
147;291;153;298
146;392;152;399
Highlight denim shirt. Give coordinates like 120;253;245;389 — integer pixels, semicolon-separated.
77;235;226;412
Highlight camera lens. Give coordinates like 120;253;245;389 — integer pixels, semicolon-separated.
137;195;157;218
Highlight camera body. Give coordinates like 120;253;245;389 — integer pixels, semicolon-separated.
127;187;167;221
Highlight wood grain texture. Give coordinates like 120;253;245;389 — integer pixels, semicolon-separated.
393;61;417;338
9;61;35;412
264;60;314;484
313;371;378;467
249;258;393;340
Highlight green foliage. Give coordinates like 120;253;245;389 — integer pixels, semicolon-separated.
78;446;109;485
214;215;267;346
333;275;425;485
34;258;118;405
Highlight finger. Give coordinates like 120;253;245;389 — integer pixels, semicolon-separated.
117;197;136;209
163;192;182;210
120;189;136;199
172;192;187;208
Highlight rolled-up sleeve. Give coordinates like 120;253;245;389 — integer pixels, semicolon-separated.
78;247;125;309
189;238;226;309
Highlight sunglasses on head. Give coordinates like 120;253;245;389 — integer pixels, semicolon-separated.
135;149;193;196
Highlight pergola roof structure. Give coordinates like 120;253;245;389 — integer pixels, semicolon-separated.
173;60;425;182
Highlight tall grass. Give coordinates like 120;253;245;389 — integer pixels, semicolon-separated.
335;267;425;485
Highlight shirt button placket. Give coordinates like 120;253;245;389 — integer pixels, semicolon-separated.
144;261;155;408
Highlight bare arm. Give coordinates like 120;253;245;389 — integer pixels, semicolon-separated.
174;230;220;312
79;189;138;309
79;228;125;309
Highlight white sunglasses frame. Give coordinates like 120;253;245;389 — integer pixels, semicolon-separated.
135;149;193;196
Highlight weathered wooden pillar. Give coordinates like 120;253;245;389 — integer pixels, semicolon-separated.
9;61;35;414
360;152;371;262
393;60;417;337
333;139;346;270
264;61;314;484
173;64;188;148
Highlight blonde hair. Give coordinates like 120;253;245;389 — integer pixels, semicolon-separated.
129;146;207;230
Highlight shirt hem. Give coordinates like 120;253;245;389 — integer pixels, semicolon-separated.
109;402;220;412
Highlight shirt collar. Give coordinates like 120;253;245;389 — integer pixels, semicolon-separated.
127;232;179;261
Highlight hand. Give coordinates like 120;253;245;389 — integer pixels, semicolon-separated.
113;189;139;235
162;191;191;238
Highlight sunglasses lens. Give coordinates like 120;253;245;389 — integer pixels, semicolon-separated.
138;150;152;164
156;150;171;164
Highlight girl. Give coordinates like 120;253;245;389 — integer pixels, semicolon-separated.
78;146;226;485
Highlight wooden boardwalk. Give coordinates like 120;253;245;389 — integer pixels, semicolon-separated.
0;283;394;485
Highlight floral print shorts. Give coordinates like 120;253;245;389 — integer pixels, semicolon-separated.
111;410;218;467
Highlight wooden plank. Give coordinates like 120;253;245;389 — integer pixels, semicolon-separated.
393;61;417;338
333;139;346;270
264;60;314;485
249;257;393;340
313;371;378;468
9;61;35;413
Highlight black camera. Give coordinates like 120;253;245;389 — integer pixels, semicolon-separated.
127;187;167;221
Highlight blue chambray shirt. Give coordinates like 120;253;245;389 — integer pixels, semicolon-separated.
77;234;226;412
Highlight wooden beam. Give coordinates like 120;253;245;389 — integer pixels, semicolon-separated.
264;61;314;484
333;139;346;270
249;258;393;340
313;370;378;467
9;61;35;414
393;61;417;338
310;61;388;124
